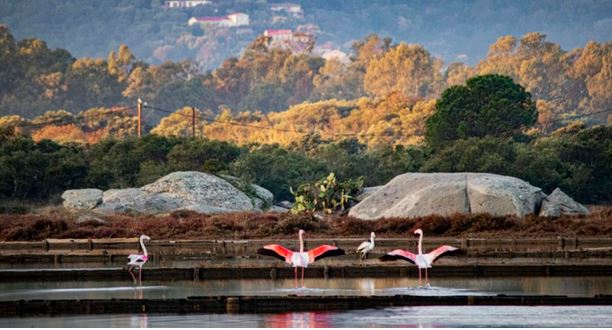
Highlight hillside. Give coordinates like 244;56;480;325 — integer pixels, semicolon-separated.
0;25;610;135
0;0;609;69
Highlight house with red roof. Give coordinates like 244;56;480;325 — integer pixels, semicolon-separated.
263;29;293;42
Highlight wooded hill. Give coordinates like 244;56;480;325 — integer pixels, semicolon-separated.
0;24;610;143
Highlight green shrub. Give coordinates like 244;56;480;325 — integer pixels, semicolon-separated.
291;173;364;214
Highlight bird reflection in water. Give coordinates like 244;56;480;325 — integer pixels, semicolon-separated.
265;312;332;328
130;313;148;328
357;278;376;295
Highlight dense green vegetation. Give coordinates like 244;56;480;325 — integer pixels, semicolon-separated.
1;122;610;204
425;75;537;145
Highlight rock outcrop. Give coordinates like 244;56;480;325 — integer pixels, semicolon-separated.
467;173;546;217
63;171;273;215
539;188;590;217
62;189;103;210
354;186;383;202
348;172;549;220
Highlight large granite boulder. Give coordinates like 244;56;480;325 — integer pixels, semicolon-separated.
539;188;590;217
219;174;274;209
62;189;103;210
467;173;546;217
64;171;267;215
354;186;383;202
348;172;547;220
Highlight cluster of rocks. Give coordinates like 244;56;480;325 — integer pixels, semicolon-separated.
63;171;589;219
62;171;289;215
349;172;589;220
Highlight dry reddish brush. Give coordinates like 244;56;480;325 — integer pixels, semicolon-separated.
0;208;610;241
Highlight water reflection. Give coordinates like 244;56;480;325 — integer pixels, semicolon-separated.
0;276;610;301
1;306;611;327
264;312;334;328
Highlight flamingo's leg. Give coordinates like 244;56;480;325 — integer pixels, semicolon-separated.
425;268;429;287
301;267;305;288
138;267;143;287
128;266;137;284
418;268;422;287
294;267;298;289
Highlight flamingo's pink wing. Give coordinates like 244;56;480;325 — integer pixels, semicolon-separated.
379;249;417;264
257;244;293;263
308;245;345;262
426;245;462;263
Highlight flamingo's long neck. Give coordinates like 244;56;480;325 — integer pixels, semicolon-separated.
140;237;148;256
299;231;304;253
370;233;375;246
417;232;423;255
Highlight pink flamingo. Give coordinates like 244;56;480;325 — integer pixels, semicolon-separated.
127;234;150;286
380;229;461;287
257;229;345;288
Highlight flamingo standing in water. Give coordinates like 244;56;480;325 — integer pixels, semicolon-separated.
127;234;151;286
356;232;376;260
380;229;461;287
257;229;345;288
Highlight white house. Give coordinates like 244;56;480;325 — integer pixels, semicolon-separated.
227;13;249;27
263;29;293;42
270;3;303;18
165;0;211;8
188;12;249;27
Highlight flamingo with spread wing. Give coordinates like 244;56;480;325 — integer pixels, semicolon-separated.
380;229;462;287
257;229;345;288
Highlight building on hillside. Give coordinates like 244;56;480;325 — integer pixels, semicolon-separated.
188;12;249;27
269;3;303;18
263;29;293;42
263;29;314;53
164;0;211;8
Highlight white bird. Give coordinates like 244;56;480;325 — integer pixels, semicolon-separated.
127;234;151;286
356;232;376;260
257;229;345;288
380;229;461;287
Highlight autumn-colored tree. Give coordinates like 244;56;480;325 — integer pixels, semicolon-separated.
31;124;87;144
364;43;444;98
151;107;208;137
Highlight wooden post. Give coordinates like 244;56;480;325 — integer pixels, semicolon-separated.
137;98;143;138
191;107;196;138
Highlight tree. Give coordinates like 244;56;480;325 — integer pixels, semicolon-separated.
425;74;537;146
364;43;444;98
166;138;242;173
151;107;208;137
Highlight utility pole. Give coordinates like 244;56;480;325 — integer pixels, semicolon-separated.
192;106;196;138
137;98;143;138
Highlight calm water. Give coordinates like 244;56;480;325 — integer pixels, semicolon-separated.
2;306;612;327
0;276;611;301
1;276;611;327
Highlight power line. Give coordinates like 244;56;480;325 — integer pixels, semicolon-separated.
2;105;137;129
142;104;402;138
143;104;309;134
